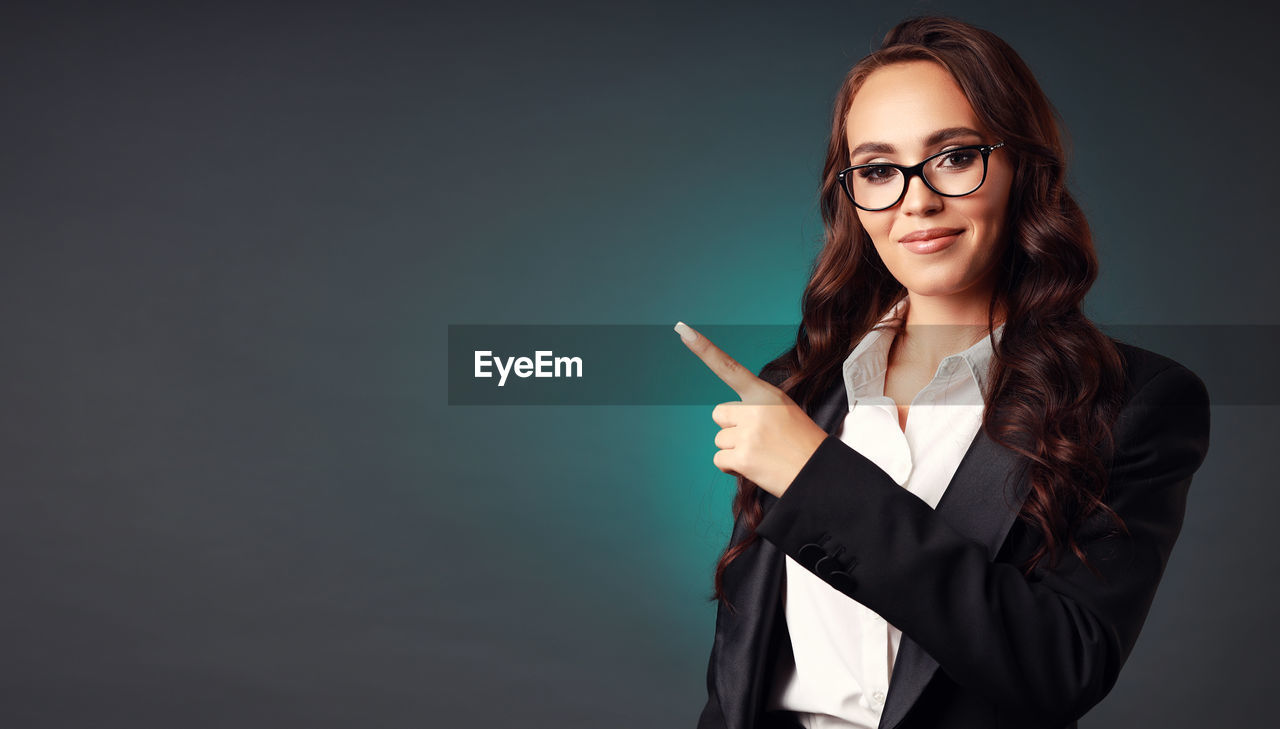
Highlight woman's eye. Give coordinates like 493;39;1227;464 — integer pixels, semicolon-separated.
940;149;978;168
856;165;896;184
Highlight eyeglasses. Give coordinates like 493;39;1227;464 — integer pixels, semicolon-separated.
836;142;1006;212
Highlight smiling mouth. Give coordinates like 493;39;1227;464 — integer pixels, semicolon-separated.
898;227;965;244
899;230;962;254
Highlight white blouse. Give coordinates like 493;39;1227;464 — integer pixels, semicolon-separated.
766;297;1004;729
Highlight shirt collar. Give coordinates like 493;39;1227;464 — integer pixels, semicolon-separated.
841;297;1004;408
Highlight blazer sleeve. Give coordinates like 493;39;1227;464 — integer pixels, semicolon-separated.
754;362;1211;727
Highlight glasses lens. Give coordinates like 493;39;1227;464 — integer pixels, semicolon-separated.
847;165;904;210
922;148;986;196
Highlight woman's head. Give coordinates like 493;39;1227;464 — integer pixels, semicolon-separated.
816;15;1089;327
843;59;1015;316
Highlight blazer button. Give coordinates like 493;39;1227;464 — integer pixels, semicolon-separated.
814;554;841;579
797;543;826;569
828;568;857;592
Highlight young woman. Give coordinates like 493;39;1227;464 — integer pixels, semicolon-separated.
676;16;1211;729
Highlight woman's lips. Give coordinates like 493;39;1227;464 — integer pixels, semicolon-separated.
900;228;963;254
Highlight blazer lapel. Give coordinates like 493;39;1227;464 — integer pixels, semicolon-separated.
714;520;785;729
877;405;1032;729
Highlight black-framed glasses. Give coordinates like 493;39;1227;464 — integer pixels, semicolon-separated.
837;142;1006;212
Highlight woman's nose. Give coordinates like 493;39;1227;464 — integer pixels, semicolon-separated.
900;173;943;216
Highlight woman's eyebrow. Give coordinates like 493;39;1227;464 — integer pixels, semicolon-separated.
849;126;984;159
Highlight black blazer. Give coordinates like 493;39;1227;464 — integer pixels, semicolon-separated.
696;340;1211;729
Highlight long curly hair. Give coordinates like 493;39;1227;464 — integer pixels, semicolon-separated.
711;15;1128;609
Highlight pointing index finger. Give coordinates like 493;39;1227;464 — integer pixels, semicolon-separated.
674;321;765;399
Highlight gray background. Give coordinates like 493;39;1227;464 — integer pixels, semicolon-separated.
3;1;1275;727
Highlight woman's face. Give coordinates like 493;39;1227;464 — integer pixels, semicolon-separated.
844;60;1014;314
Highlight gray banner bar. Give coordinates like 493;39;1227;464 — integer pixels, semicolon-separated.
447;324;1278;405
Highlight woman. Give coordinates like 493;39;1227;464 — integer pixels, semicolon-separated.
676;15;1211;729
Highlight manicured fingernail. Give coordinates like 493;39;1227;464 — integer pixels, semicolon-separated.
674;321;696;343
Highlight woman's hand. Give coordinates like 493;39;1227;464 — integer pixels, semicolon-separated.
675;322;829;498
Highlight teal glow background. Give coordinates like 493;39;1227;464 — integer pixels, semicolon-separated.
3;1;1275;726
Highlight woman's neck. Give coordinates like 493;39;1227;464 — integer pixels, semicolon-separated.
892;292;1003;367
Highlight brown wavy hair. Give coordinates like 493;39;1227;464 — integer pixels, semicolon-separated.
711;15;1128;610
